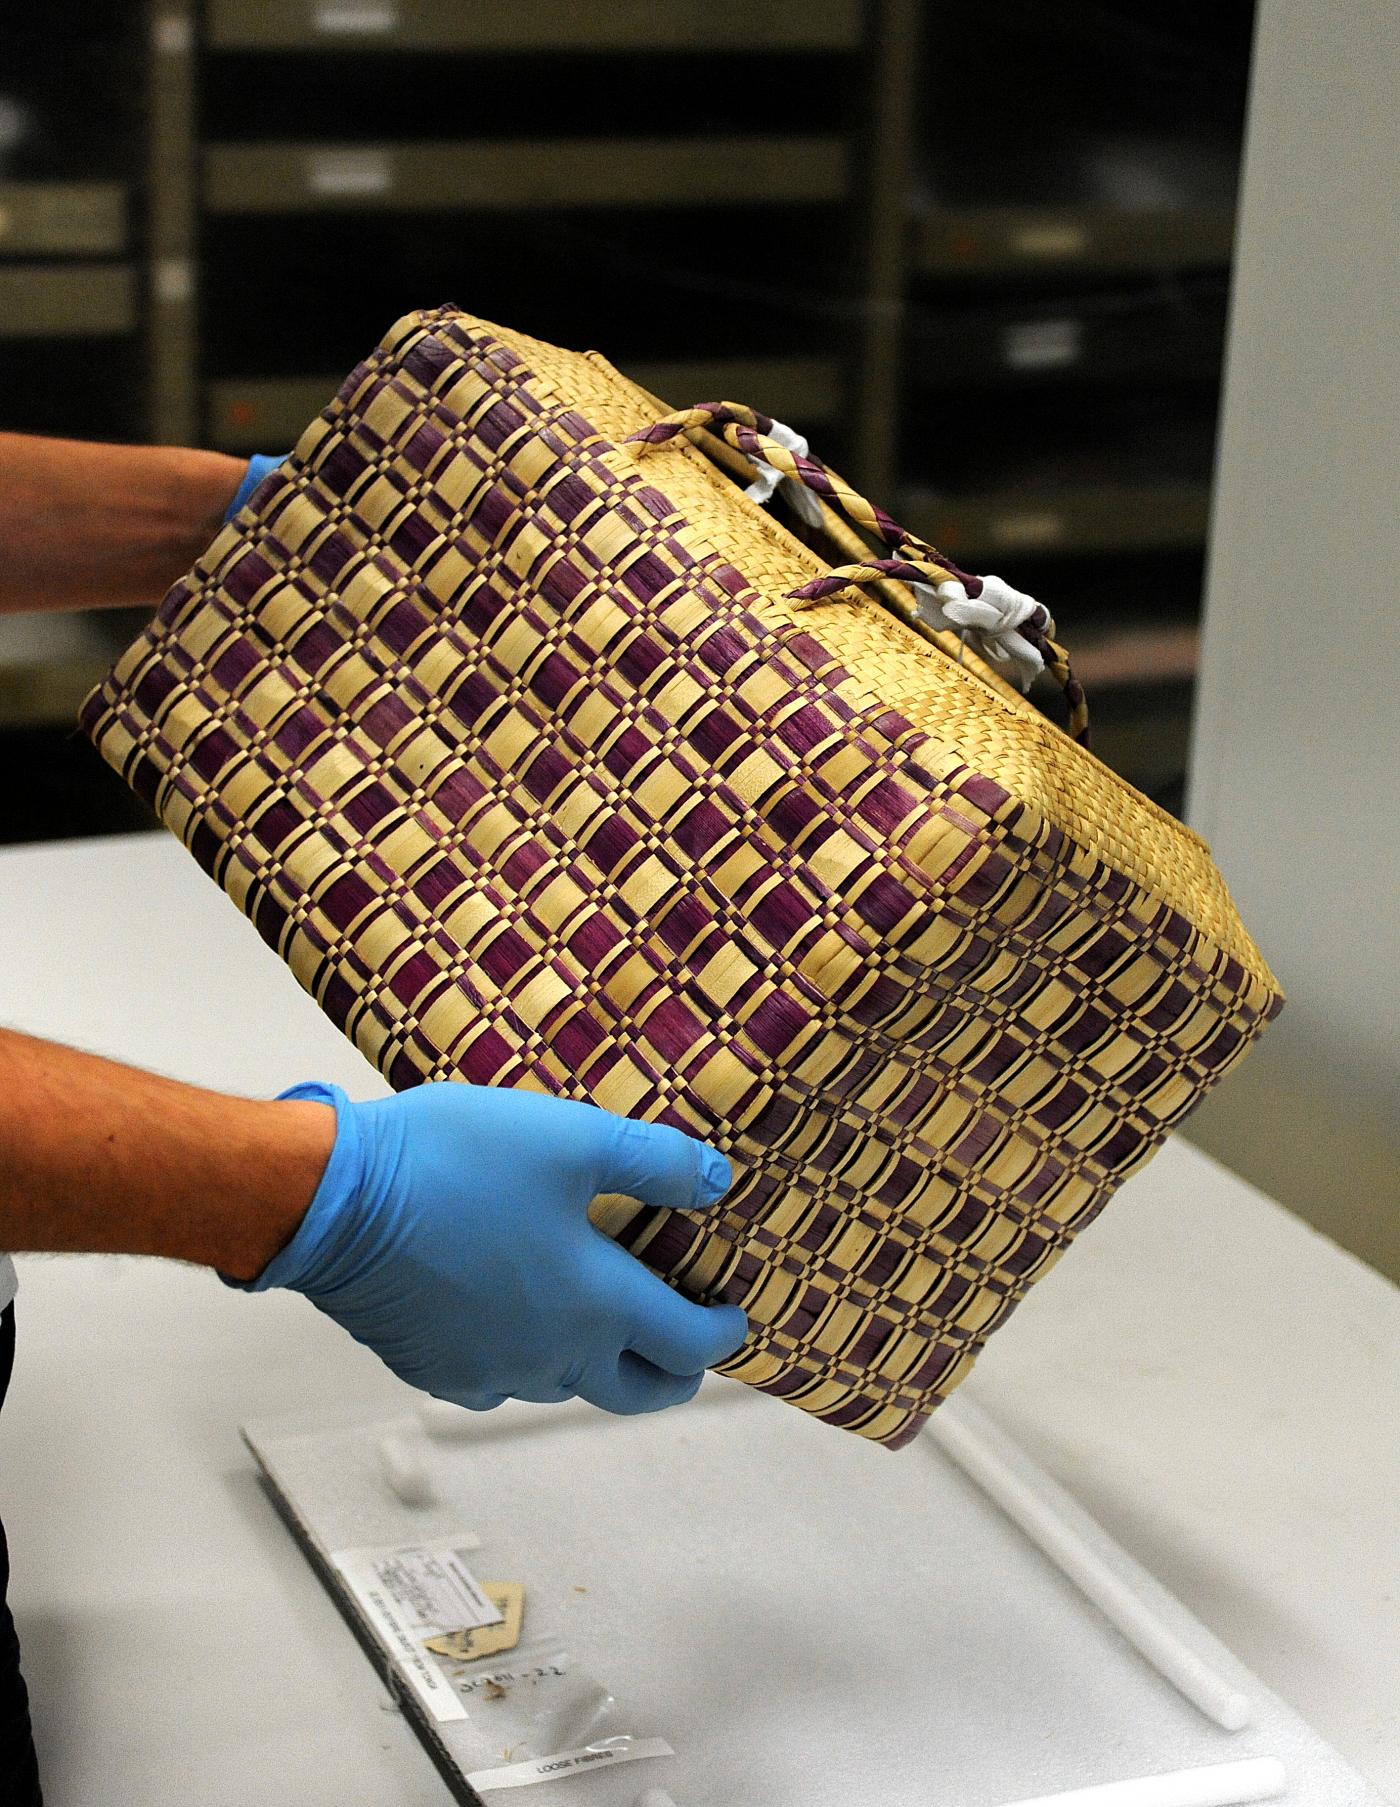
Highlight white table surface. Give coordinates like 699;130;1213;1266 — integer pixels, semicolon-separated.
0;832;1396;1805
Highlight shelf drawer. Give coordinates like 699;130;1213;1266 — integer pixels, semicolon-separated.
907;277;1229;391
0;183;127;257
0;657;115;730
0;264;137;338
206;376;346;450
901;482;1212;560
207;355;842;451
0;610;135;731
203;136;848;213
915;207;1236;277
204;0;861;53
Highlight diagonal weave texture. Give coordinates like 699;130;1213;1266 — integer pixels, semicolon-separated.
81;308;1282;1448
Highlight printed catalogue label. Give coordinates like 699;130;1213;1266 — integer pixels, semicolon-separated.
329;1535;500;1723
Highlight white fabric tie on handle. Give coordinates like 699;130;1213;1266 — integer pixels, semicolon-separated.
911;572;1046;692
743;423;1048;694
742;416;826;527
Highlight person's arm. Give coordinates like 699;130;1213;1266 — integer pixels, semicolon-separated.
0;1026;748;1414
0;1027;331;1279
0;432;248;616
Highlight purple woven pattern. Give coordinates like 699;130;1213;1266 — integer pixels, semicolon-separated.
80;308;1281;1448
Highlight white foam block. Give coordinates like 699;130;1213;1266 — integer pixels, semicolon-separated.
375;1430;435;1508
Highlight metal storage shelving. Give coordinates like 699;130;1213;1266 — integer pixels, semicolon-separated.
0;181;128;255
0;179;135;338
903;481;1212;563
0;21;148;751
146;0;878;456
202;0;863;54
913;205;1237;278
2;1;1255;821
201;136;850;213
877;2;1255;814
0;264;137;337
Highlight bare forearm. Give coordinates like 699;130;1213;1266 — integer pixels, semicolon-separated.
0;432;246;615
0;1028;335;1281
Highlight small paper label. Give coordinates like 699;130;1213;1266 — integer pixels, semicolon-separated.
466;1736;674;1793
1003;318;1082;372
152;13;193;54
153;257;193;305
424;1582;524;1663
315;1;399;33
991;511;1068;549
1011;222;1089;259
330;1536;499;1723
308;149;392;198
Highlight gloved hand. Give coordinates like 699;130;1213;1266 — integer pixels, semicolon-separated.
233;1081;749;1415
223;452;283;521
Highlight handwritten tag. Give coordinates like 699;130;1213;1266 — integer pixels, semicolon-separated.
424;1582;525;1663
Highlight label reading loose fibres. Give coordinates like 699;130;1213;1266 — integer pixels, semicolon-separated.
465;1737;674;1793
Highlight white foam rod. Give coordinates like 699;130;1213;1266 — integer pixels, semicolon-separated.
991;1755;1287;1807
926;1398;1252;1732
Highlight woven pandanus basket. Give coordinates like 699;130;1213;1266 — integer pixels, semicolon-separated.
81;307;1281;1448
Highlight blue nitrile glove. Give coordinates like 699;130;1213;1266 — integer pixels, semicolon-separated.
224;452;283;521
234;1082;749;1415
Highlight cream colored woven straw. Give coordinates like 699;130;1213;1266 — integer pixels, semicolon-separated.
81;308;1282;1447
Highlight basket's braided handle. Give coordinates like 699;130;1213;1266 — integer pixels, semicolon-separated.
629;401;921;560
627;403;1089;745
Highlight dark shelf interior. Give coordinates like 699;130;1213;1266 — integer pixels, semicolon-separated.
199;203;857;379
199;48;858;144
0;725;155;844
0;5;144;182
0;339;142;442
